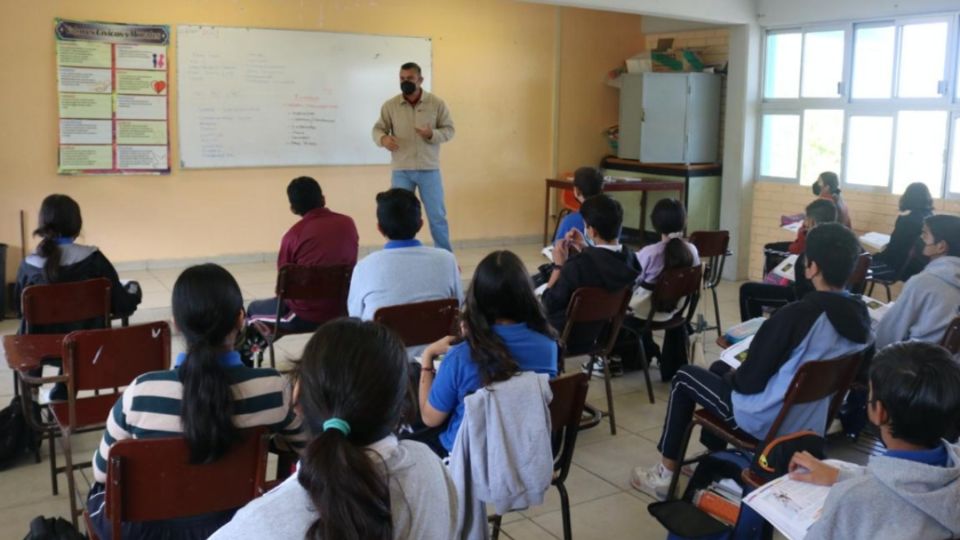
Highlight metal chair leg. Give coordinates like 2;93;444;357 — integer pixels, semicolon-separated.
62;431;79;527
557;481;573;540
638;341;656;405
711;286;722;338
490;515;503;539
666;421;696;500
48;429;58;495
602;355;617;435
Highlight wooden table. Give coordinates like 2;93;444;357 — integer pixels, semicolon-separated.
3;334;65;372
543;177;686;245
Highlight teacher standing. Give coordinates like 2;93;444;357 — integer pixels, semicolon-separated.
373;62;455;252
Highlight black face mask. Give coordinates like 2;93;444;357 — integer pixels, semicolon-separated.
812;183;821;196
400;81;417;95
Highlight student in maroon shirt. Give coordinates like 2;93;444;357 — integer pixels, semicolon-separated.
247;177;359;335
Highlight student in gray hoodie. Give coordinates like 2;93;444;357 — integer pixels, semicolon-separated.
789;341;960;540
875;214;960;349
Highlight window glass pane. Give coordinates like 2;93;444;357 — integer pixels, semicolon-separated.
801;31;844;98
764;32;801;99
800;110;844;185
760;114;800;178
897;22;948;98
846;116;893;187
950;117;960;193
852;25;895;99
893;111;947;195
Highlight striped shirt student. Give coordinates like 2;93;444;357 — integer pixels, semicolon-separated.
92;351;306;484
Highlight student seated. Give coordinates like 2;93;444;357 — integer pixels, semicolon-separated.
875;214;960;350
739;199;836;321
416;250;558;457
763;171;851;273
348;188;462;321
15;194;141;334
211;319;457;540
244;177;358;352
788;341;960;540
554;166;605;241
624;198;700;379
87;264;306;540
542;194;640;373
632;223;872;500
870;181;933;282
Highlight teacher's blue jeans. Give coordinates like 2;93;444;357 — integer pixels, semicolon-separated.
391;169;452;252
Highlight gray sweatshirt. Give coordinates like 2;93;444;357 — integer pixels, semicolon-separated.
806;442;960;540
875;256;960;350
209;437;457;540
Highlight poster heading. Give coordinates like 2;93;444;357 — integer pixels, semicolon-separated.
56;19;169;45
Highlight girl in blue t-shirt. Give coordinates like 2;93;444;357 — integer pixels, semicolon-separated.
415;250;559;456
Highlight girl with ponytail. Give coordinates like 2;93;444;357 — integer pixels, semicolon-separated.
15;194;142;334
212;319;457;540
87;264;306;540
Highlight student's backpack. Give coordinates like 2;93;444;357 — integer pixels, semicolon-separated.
23;516;86;540
0;396;40;469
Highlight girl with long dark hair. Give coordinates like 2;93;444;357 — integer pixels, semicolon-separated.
872;182;935;280
87;264;305;539
416;250;558;457
212;319;457;540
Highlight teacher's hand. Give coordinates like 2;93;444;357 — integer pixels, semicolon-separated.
381;135;400;151
414;125;433;140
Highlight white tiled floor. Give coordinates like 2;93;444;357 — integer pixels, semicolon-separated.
0;242;811;539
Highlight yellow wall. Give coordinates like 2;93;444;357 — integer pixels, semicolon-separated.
0;0;645;274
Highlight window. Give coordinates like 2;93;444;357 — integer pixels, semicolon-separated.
760;14;960;198
760;114;800;178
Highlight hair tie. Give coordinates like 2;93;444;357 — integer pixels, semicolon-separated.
667;232;684;240
323;417;351;436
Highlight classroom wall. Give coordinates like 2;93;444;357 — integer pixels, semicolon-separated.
747;183;960;282
0;0;645;276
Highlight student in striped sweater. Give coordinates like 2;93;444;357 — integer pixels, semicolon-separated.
86;264;306;540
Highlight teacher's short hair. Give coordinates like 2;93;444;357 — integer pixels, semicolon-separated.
400;62;421;75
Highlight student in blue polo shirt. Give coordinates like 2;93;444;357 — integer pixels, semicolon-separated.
554;166;605;241
415;250;559;457
348;188;462;321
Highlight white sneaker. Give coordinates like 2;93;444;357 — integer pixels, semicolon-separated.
630;463;674;501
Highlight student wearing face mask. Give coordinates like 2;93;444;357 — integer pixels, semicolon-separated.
875;214;960;350
372;62;455;252
542;195;640;364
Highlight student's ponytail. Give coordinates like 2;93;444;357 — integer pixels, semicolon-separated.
656;237;695;312
295;319;409;540
171;264;243;464
33;194;83;283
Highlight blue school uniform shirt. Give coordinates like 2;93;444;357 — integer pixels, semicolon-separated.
428;323;558;451
554;212;585;242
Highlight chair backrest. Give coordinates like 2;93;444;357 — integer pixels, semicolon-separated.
763;352;863;445
106;428;269;539
689;230;730;288
646;265;703;322
941;316;960;355
559;286;632;359
63;321;171;394
21;278;111;333
275;263;353;312
548;373;589;482
374;298;460;347
847;252;872;295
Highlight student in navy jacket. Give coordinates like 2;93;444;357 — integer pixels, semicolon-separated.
632;223;872;500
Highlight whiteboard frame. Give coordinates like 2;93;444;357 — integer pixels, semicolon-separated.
175;23;433;170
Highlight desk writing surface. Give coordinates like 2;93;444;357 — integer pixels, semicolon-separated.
3;334;65;371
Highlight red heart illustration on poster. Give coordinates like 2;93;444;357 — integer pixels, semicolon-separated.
153;81;166;94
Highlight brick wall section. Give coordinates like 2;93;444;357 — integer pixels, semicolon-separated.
642;29;728;159
748;182;960;286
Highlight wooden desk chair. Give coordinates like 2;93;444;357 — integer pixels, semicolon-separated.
689;231;730;338
867;245;919;301
373;298;460;347
41;322;170;524
491;372;589;540
83;427;269;540
263;264;353;367
551;189;582;242
18;278;112;463
625;265;703;397
666;351;863;500
847;252;872;295
941;316;960;356
558;286;632;435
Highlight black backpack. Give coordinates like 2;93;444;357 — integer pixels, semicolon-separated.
0;396;41;469
23;516;85;540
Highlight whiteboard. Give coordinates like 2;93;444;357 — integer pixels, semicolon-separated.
176;25;431;168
